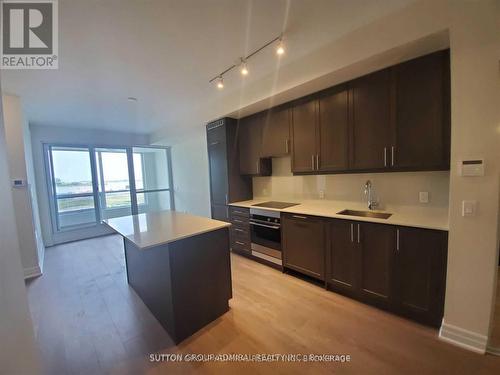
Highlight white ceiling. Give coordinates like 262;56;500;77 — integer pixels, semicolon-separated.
1;0;416;138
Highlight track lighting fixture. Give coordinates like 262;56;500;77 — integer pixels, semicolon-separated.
240;59;249;76
276;38;285;55
209;33;286;89
216;76;224;89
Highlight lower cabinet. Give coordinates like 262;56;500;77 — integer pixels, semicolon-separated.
282;214;325;280
322;218;447;327
393;226;448;326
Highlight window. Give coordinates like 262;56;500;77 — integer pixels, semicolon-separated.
46;144;173;234
49;146;97;230
132;147;173;212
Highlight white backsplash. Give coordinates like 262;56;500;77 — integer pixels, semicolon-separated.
253;157;450;209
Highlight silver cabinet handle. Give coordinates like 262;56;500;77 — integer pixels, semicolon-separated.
233;219;244;223
316;154;319;170
209;141;219;146
357;224;360;243
233;210;246;215
234;228;245;233
292;215;307;219
285;139;289;154
235;241;245;245
311;155;315;170
384;147;387;167
391;146;395;167
396;228;400;252
350;223;354;243
225;194;228;204
256;160;260;174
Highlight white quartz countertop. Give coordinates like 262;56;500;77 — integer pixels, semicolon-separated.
229;199;449;231
104;210;231;250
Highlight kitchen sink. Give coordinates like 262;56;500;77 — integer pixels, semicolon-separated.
337;209;392;220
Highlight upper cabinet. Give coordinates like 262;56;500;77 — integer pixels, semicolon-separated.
261;106;291;158
239;49;450;176
318;85;350;171
291;98;318;173
238;113;272;176
350;69;393;171
393;50;450;170
292;50;450;175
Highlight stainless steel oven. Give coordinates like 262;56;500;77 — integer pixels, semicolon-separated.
249;208;282;265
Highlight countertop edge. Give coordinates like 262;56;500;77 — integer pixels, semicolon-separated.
228;201;449;231
104;220;232;250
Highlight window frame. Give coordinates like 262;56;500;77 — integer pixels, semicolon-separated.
44;143;174;234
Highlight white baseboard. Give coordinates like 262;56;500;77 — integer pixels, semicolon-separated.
439;321;488;354
486;345;500;356
24;265;42;279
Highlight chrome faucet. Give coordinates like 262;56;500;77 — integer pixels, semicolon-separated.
364;180;378;210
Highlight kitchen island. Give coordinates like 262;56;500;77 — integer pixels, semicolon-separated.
104;210;232;344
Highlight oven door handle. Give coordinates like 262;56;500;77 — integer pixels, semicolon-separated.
249;221;280;230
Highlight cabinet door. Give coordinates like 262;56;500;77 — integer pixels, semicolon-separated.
239;114;263;175
351;69;393;170
394;227;447;327
262;106;290;157
282;214;325;280
291;99;318;173
394;50;450;169
207;126;228;206
318;86;349;171
211;204;229;222
327;220;358;296
358;222;394;308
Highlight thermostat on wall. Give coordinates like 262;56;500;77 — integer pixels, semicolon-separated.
12;179;26;188
457;159;484;177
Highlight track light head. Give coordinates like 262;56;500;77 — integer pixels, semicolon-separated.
217;76;224;89
276;38;285;55
240;59;249;76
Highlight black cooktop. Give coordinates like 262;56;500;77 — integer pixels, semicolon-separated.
252;201;299;209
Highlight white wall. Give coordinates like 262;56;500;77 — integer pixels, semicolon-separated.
0;83;40;374
163;0;500;353
30;125;149;246
2;95;44;279
170;128;211;217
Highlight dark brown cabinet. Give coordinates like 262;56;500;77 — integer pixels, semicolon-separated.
325;218;448;327
262;106;291;157
394;50;450;170
318;85;350;171
394;227;448;326
350;68;393;171
286;50;450;175
282;214;325;280
229;207;251;255
291;98;318;173
239;113;272;176
327;220;358;296
357;222;395;308
206;118;252;222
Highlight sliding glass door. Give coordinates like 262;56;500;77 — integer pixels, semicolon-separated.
48;146;98;230
46;144;173;238
95;148;133;220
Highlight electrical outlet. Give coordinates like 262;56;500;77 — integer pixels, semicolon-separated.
263;188;268;196
419;191;429;203
319;190;325;199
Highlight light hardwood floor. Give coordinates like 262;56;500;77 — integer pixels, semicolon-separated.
27;235;500;374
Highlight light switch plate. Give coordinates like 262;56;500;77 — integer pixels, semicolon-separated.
319;190;325;199
462;200;477;217
419;191;429;203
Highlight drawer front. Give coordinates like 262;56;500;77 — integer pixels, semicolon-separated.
231;226;250;244
230;215;249;226
230;235;251;253
229;206;250;218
